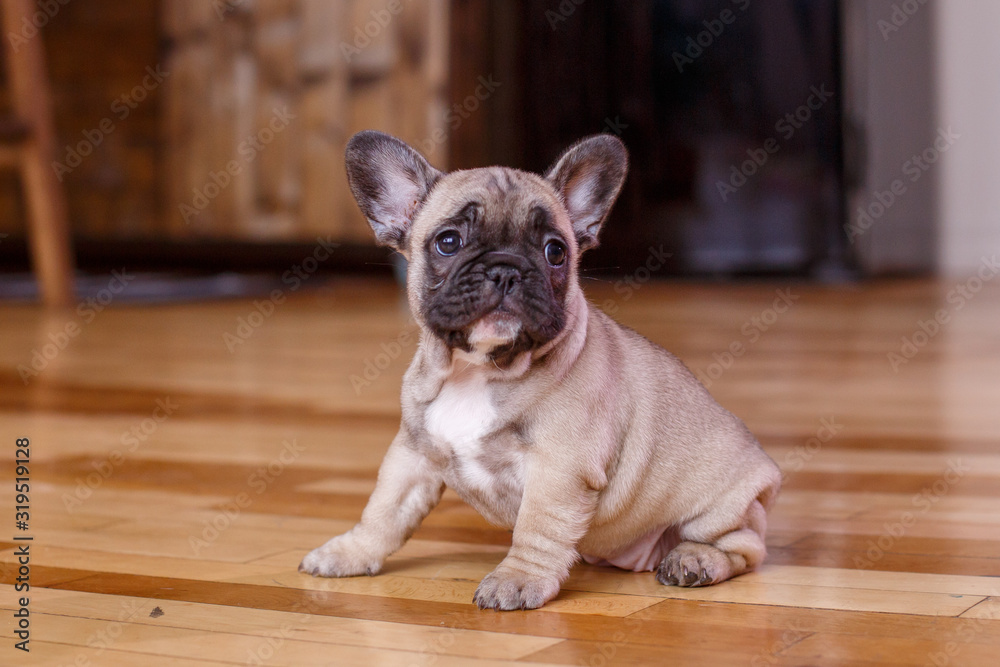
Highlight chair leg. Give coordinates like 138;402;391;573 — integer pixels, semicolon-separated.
2;0;75;307
20;136;76;307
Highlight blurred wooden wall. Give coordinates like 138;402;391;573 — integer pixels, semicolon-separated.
0;0;448;246
163;0;449;242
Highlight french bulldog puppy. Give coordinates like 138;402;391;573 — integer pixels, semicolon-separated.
300;130;782;610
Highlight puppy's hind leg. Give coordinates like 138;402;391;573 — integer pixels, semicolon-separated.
656;490;773;587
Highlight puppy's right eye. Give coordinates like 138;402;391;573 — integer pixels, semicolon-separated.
434;231;463;256
544;240;566;267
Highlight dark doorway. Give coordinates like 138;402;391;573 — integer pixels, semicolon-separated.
449;0;852;279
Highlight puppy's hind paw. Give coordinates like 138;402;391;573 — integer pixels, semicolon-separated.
298;535;383;578
656;541;734;587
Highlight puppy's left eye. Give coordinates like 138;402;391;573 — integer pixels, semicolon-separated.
544;240;566;267
435;231;463;256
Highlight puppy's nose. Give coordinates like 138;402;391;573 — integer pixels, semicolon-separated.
486;264;521;296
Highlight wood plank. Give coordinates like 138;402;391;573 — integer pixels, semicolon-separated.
739;564;1000;596
630;597;1000;642
961;597;1000;621
0;639;230;666
0;614;559;667
1;587;562;662
564;568;983;616
781;632;1000;666
766;544;1000;577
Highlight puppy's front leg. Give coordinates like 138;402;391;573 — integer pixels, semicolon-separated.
300;431;443;577
474;457;600;610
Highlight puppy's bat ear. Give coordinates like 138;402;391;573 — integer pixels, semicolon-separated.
345;130;443;253
545;134;628;252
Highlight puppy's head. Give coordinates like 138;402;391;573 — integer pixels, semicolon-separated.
345;130;628;363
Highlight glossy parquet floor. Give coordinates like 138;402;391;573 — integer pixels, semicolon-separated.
2;277;1000;666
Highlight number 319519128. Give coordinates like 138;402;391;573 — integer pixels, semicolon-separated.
15;437;29;521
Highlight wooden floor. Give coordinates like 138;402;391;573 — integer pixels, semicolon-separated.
2;277;1000;665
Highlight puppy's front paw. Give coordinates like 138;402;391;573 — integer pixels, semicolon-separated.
473;565;560;611
298;534;383;578
656;541;734;587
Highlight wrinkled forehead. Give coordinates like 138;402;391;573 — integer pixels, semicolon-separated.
414;167;570;242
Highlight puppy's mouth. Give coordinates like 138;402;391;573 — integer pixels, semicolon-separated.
467;309;522;349
462;306;543;368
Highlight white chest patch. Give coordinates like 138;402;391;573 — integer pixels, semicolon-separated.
425;370;496;453
424;366;524;527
